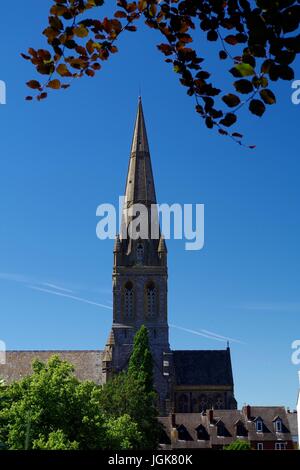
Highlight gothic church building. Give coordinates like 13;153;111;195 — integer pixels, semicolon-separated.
0;99;237;415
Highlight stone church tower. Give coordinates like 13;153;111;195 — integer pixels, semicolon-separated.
0;97;237;417
103;98;172;414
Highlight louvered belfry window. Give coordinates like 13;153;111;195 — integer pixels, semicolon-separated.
124;281;134;318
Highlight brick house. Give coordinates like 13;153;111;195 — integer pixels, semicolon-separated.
159;405;295;450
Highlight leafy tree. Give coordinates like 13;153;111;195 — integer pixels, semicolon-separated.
224;439;252;450
99;325;162;449
104;414;143;449
128;324;154;392
0;355;141;450
32;430;79;450
23;0;300;146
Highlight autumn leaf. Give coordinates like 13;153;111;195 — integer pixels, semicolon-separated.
47;79;61;90
75;25;89;38
222;93;241;108
234;79;253;94
260;89;276;105
249;99;266;117
57;64;72;77
231;63;255;77
26;80;41;89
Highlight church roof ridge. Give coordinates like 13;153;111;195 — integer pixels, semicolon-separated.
173;349;230;353
6;349;103;353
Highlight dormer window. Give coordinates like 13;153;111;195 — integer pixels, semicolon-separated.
256;419;263;433
177;424;192;441
236;421;248;437
274;418;282;433
196;424;209;441
217;421;227;437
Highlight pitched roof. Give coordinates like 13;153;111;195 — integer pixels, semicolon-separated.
242;406;291;441
173;349;234;386
0;350;104;385
158;408;294;449
287;411;298;437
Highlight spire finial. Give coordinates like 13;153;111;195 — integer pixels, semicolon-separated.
130;95;150;155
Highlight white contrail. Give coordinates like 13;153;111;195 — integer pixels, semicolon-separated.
28;285;113;310
0;272;73;292
42;282;74;294
201;329;245;344
0;272;112;311
170;324;244;344
170;324;225;343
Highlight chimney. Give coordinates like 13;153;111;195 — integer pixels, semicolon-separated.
209;409;214;424
170;414;178;444
246;405;251;420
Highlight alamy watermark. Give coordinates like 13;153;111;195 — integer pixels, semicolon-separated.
291;340;300;366
96;197;204;251
0;340;6;365
291;80;300;105
0;81;6;105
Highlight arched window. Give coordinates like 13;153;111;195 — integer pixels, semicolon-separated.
178;394;189;413
198;394;208;413
136;243;144;264
124;281;134;318
146;282;157;317
214;395;225;410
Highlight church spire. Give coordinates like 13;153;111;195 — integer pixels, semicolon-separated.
130;96;150;155
124;97;157;208
110;98;170;414
118;98;164;264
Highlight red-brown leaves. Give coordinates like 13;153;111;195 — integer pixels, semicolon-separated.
26;80;41;90
23;0;300;147
47;79;61;89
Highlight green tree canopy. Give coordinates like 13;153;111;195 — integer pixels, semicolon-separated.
32;430;80;450
99;325;162;449
224;439;252;450
128;324;154;391
0;355;142;450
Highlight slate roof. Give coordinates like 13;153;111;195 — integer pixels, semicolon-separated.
287;411;298;438
158;407;295;449
244;406;293;441
173;349;234;386
0;351;104;385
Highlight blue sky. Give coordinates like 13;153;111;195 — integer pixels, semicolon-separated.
0;2;300;409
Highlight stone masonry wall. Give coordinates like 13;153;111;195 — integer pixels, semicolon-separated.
0;350;104;385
